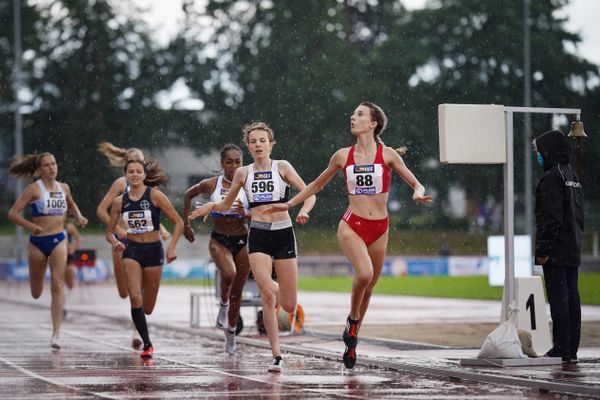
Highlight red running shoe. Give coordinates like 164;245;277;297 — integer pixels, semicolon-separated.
343;346;356;369
343;317;359;347
140;345;154;359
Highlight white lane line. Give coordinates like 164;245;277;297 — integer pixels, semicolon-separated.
0;355;120;400
61;326;365;399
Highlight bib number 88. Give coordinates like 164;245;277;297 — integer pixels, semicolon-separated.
356;175;373;186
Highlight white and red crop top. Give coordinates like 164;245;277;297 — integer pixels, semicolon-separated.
343;144;391;195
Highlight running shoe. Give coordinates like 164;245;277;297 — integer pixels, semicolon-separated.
343;346;356;369
140;345;154;359
343;317;359;347
132;326;143;349
50;336;61;350
225;328;236;355
267;356;283;373
216;302;229;330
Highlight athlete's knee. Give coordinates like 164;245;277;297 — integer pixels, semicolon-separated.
144;305;155;315
280;297;297;314
260;289;277;309
129;293;143;308
50;279;63;294
354;269;373;287
220;267;235;285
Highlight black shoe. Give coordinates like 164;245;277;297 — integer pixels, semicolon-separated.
343;346;356;369
343;317;359;347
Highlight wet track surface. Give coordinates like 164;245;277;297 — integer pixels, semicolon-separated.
1;301;593;399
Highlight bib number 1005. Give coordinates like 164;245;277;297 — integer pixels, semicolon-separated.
46;199;66;209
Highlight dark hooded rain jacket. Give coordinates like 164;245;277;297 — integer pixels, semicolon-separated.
533;130;584;267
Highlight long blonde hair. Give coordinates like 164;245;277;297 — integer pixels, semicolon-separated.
97;142;144;167
9;152;54;180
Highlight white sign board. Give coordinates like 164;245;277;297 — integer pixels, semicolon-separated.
488;235;532;286
438;104;506;164
515;277;553;355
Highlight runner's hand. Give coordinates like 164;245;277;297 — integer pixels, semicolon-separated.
30;224;43;235
112;240;125;252
233;200;246;218
166;247;177;263
184;225;195;242
412;187;433;203
189;202;214;222
296;210;310;225
77;215;88;227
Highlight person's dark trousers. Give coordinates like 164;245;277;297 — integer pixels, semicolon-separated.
543;265;581;360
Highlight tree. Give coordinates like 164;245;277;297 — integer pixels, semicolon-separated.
374;0;600;225
2;0;170;218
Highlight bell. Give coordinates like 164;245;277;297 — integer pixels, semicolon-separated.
568;119;587;138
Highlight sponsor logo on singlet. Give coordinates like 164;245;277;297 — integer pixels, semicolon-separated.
254;171;272;180
253;193;274;201
50;192;63;198
354;165;375;174
355;187;377;195
129;211;145;219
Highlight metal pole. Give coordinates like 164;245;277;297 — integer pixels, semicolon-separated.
523;0;533;239
504;111;516;321
12;0;25;263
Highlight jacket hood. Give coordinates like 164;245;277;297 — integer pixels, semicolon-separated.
533;129;570;170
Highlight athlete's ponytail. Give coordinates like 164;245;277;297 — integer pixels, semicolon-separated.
395;146;408;156
9;152;54;180
98;142;144;167
123;158;168;187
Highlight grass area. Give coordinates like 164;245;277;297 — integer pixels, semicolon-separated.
165;273;600;305
297;273;600;305
166;278;213;287
293;227;490;255
295;227;598;256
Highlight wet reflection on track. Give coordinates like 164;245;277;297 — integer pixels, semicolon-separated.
0;301;579;399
